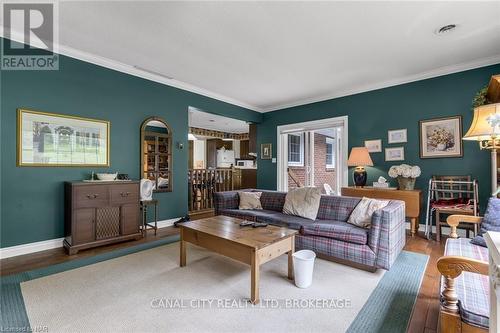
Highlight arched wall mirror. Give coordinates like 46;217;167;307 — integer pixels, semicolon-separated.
140;117;172;192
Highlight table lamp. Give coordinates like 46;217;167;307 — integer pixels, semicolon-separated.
347;147;373;187
463;103;500;194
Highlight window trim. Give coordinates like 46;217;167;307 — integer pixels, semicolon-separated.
326;137;335;169
287;133;304;167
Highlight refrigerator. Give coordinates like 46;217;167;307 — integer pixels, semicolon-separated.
216;149;235;168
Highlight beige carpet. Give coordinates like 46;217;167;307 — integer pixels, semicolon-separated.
21;242;385;333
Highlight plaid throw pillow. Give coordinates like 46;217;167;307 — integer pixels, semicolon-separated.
471;197;500;247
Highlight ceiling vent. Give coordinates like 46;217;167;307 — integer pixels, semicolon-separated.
435;24;458;35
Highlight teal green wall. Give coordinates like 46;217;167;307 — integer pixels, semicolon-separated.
0;39;262;248
257;64;500;220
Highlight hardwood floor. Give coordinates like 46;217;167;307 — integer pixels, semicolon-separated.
0;227;179;276
0;224;446;333
406;231;446;333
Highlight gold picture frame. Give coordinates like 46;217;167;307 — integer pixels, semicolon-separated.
419;116;463;159
17;108;110;167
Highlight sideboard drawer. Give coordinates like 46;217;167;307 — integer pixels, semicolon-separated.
74;185;110;208
110;184;139;204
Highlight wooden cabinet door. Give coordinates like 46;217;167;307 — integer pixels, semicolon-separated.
240;140;249;159
206;139;217;168
73;208;95;244
248;124;257;155
121;204;140;235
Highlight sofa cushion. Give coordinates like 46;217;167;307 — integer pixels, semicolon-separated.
316;195;361;222
255;212;315;230
347;197;389;228
238;191;263;210
296;234;376;268
301;220;369;245
471;197;500;247
218;208;272;221
218;209;314;230
442;238;489;329
260;191;287;212
283;187;322;220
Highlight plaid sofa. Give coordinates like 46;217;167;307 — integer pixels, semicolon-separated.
214;189;406;270
440;238;489;329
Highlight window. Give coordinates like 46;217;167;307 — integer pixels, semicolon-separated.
326;137;335;169
288;134;303;166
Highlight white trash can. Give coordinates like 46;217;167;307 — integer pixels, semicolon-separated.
292;250;316;288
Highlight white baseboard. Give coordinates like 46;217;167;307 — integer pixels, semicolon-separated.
0;217;181;260
154;217;179;229
0;238;65;260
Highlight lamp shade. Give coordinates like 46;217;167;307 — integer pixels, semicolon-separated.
347;147;373;167
463;103;500;141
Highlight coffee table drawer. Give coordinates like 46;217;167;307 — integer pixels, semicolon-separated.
181;227;253;264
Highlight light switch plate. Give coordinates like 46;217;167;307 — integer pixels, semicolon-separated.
272;158;276;163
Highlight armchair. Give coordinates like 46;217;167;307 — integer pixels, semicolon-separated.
437;214;489;333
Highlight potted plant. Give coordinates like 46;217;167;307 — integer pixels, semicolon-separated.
388;164;421;190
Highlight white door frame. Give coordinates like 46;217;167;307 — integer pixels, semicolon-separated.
276;116;348;193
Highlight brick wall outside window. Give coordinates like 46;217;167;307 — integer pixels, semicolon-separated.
288;133;335;193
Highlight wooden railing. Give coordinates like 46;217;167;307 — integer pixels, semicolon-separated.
287;168;303;187
188;168;238;213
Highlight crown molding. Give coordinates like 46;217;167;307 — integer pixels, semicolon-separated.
260;54;500;112
3;30;499;114
1;30;263;112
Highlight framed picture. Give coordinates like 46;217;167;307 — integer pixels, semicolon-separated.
419;116;463;158
385;147;405;161
365;139;382;153
17;109;110;167
260;143;272;160
388;129;407;143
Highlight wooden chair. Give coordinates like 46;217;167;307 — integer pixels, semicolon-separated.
437;215;488;333
431;175;479;241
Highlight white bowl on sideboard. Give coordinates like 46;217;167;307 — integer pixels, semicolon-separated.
96;173;117;181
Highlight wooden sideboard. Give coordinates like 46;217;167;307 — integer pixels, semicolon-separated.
341;187;423;236
64;181;142;255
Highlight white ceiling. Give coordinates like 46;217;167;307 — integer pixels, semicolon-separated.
6;1;500;112
189;107;249;134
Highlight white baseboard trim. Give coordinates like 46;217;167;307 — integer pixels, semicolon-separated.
151;218;180;229
0;217;181;260
0;238;65;260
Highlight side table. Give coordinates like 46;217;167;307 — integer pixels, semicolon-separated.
141;199;158;236
341;186;422;236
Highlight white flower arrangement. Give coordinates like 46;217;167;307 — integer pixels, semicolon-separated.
388;164;421;179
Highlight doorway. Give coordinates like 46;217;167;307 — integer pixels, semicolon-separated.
277;116;348;195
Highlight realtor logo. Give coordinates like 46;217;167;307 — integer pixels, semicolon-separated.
1;1;59;70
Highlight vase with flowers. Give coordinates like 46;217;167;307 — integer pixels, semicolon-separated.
388;164;421;190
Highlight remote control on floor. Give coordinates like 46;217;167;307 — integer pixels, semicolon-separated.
252;222;268;228
239;220;254;227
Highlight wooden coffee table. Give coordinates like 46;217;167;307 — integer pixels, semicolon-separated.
179;216;297;304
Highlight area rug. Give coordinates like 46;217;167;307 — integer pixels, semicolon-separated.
1;236;428;333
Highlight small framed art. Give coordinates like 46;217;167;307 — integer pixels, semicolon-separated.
385;147;405;161
419;116;463;158
260;143;272;159
364;139;382;153
388;129;407;144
